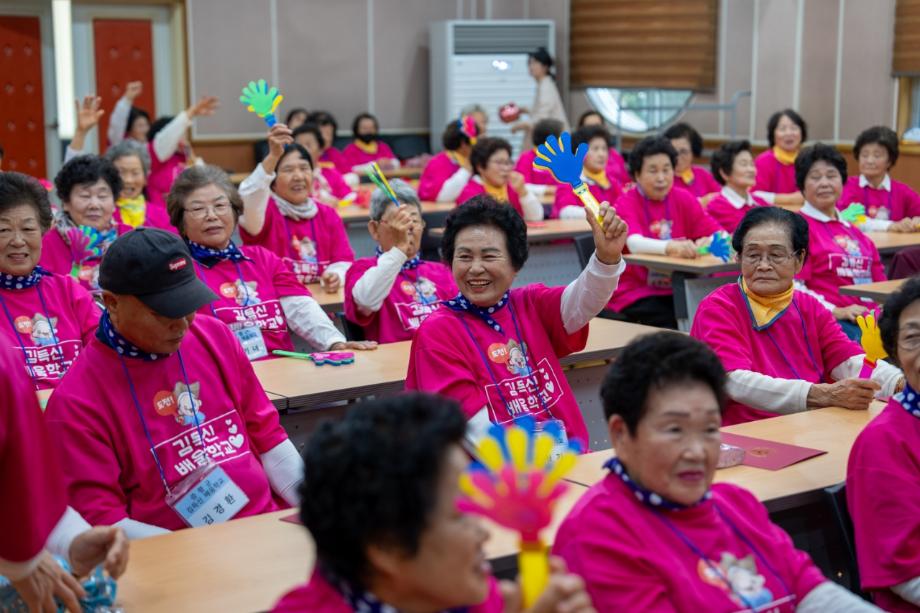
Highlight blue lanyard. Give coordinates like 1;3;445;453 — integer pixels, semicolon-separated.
762;300;823;382
454;298;553;421
118;349;206;495
654;502;795;610
0;285;66;388
194;260;256;318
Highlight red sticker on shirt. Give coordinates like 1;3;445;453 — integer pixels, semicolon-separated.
154;391;178;417
14;316;32;334
219;282;238;299
399;280;416;296
488;343;510;363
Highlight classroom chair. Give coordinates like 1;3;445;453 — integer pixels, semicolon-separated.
574;234;628;321
420;209;452;262
336;311;367;342
823;482;869;599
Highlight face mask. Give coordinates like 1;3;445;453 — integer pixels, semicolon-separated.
356;133;377;144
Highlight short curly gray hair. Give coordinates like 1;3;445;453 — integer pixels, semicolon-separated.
104;140;151;176
369;178;422;221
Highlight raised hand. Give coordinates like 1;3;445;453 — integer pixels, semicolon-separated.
586;201;627;265
75;95;104;134
187;95;219;118
124;81;143;101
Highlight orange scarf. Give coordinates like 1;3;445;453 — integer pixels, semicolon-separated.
773;146;798;166
679;168;695;185
354;139;378;155
740;278;794;329
585;168;610;190
483;181;510;203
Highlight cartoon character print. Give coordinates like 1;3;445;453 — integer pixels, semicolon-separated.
30;313;59;346
291;235;318;264
834;235;863;258
867;204;890;220
173;381;206;426
233;280;261;307
699;553;774;610
650;219;673;240
414;276;439;305
505;339;532;377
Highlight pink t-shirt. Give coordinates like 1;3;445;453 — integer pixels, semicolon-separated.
342;141;398;169
39;222;133;293
675;166;722;199
314;167;352;202
271;568;503;612
705;191;770;234
193;245;312;359
239;198;355;285
457;179;526;218
838;175;920;222
0;344;67;563
848;397;920;612
690;283;862;425
514;149;558;186
607;147;630;185
320;147;351;175
551;171;622;218
553;476;827;612
0;273;100;390
797;212;887;308
753;149;799;195
344;257;457;343
44;315;289;530
418;151;468;201
608;186;722;312
147;142;187;205
406;285;590;446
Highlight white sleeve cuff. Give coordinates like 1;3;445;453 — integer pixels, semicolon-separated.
436;167;472;202
519;190;545;221
279;295;346;350
260;439;304;507
45;506;91;560
626;234;670;255
351;248;406;312
114;517;171;540
325;261;351;286
726;370;812;414
893;576;920;607
798;581;883;612
561;253;626;334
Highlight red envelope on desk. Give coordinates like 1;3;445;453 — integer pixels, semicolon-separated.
280;512;302;525
720;432;827;471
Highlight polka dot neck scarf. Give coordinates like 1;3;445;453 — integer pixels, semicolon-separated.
96;310;170;361
605;457;712;511
895;383;920;419
0;266;50;290
443;291;510;336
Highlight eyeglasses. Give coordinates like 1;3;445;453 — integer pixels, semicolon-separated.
899;333;920;352
185;202;232;219
740;251;798;266
489;158;514;168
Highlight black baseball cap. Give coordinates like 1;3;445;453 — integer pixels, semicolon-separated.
99;228;218;318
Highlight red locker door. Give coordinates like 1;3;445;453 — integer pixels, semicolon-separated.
93;18;156;150
0;16;47;177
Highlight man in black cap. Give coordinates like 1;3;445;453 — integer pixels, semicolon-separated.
45;229;303;538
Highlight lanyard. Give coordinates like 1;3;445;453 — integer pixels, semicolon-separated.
761;300;823;382
654;502;794;611
454;298;553;421
0;286;66;388
119;349;206;495
862;185;893;216
195;260;256;319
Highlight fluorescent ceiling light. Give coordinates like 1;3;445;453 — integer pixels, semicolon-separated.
52;0;74;139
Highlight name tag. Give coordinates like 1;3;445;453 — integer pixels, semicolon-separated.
234;325;268;360
167;463;249;528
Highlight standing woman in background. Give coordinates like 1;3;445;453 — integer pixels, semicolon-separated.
753;109;807;207
512;47;570;150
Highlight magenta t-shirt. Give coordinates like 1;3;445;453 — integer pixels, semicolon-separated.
514;149;558;186
608;186;722;312
553;476;827;611
320;147;350;174
314;166;351;201
0;344;67;563
0;273;100;390
457;180;526;218
796;213;886;308
344;257;457;343
40;223;133;293
607;147;630;185
848;397;920;612
690;283;861;424
342;141;397;169
551;172;622;218
406;285;590;446
753;149;798;195
838;176;920;222
147;142;186;205
705;192;770;234
193;245;312;359
418;151;467;201
44;315;289;530
675;166;722;199
239;198;355;285
271;568;503;613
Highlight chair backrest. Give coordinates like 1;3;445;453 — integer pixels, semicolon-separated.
824;482;868;598
420;209;453;262
573;234;595;270
336;311;366;342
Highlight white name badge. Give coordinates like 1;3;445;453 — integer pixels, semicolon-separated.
534;418;569;461
166;463;250;528
234;324;268;361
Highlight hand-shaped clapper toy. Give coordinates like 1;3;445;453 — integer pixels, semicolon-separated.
239;79;283;127
458;416;581;607
697;231;734;262
839;203;867;225
533;132;603;222
365;163;400;207
857;310;887;378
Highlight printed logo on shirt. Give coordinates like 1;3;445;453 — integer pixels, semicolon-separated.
291;235;318;264
284;256;324;286
868;205;890;220
399;276;440;306
650;219;672;240
487;339;533;376
219;280;261;307
153;410;252;479
154;381;207;426
483;356;564;423
833;235;863;257
393;276;444;331
697;553;790;611
17;313;59;346
829;235;871;282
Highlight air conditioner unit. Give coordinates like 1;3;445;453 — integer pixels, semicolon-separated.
429;20;555;156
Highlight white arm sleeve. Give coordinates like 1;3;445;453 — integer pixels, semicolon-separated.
152;111;191;163
559;205;586;220
892;577;920;607
260;439;304;507
351;247;406;313
435;168;472;202
238;163;274;236
797;581;882;612
114;517;171;540
518;190;544;221
526;184;549;198
859;218;894;232
726;370;812;414
107;96;131;146
279;295;346;350
626;234;670;255
793;280;837;312
830;356;903;397
325;261;351;286
64;146;82;163
752;190;777;205
45;506;91;560
560;254;627;334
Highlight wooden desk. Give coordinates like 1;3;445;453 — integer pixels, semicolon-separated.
253;318;660;410
868;231;920;255
306;283;344;312
840;279;905;302
563;403;884;513
229;172;248;185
